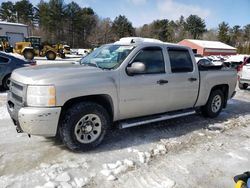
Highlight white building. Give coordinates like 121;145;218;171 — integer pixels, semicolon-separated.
0;21;29;46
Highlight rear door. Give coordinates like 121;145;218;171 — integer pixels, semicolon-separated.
241;58;250;80
165;47;199;110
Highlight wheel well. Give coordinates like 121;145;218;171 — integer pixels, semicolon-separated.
210;84;229;108
61;95;114;120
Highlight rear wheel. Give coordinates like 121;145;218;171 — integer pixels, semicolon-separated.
23;50;34;60
201;90;224;118
59;102;110;151
46;51;56;60
239;82;248;90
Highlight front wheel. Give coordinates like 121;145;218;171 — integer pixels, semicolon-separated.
46;51;56;60
201;90;224;118
23;50;34;60
59;102;110;151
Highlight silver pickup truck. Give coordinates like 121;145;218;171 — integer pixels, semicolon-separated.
7;37;237;151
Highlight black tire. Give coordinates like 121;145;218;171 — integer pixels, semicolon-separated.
239;82;248;90
201;90;224;118
59;102;110;151
2;74;11;90
46;51;56;60
23;50;34;60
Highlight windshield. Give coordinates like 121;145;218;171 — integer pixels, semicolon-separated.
80;44;134;69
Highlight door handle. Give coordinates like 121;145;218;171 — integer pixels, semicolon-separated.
157;79;168;85
188;77;197;82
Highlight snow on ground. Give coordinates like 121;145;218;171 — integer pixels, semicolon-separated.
34;56;81;65
0;105;9;120
0;86;250;187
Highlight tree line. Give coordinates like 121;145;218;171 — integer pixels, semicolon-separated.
0;0;249;54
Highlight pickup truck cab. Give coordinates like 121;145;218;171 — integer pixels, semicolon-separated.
7;37;237;151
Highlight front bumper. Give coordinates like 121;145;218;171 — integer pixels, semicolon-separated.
7;93;61;137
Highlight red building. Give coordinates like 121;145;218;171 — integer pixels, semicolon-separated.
178;39;237;56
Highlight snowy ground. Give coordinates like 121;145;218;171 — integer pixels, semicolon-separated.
0;83;250;187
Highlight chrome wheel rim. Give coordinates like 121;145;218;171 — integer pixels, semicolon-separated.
211;95;222;113
74;114;102;144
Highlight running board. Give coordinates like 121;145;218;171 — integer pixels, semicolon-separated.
119;110;196;129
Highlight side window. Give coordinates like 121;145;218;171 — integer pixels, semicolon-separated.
132;47;165;74
168;48;193;73
0;56;9;64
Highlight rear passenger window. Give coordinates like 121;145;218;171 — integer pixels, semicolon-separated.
168;49;193;73
0;56;9;64
132;47;165;74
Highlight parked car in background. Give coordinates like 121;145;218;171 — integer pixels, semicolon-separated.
238;57;250;89
0;52;36;90
195;57;223;69
77;49;91;57
224;55;250;71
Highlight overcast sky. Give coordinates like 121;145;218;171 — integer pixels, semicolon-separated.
1;0;250;29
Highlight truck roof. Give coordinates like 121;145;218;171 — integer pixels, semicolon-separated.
114;37;187;49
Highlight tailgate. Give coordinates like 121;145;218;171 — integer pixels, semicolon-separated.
241;64;250;79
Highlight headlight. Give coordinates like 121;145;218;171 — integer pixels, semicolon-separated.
27;85;56;107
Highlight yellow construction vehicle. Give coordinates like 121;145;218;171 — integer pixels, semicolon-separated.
0;36;13;52
14;36;70;60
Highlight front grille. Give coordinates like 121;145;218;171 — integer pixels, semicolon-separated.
12;92;23;103
12;82;23;90
10;80;25;105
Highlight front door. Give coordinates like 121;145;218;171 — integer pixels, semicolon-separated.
119;46;172;120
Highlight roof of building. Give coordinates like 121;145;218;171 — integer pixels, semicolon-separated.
182;39;236;50
0;21;28;27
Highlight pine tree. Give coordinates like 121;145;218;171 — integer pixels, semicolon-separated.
185;15;206;39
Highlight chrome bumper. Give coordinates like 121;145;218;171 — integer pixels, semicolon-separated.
7;96;61;136
18;107;61;136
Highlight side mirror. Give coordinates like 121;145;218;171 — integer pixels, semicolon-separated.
127;62;146;75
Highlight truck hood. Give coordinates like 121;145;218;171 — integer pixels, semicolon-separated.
11;63;109;85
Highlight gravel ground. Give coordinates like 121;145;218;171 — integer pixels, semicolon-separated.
0;82;250;187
